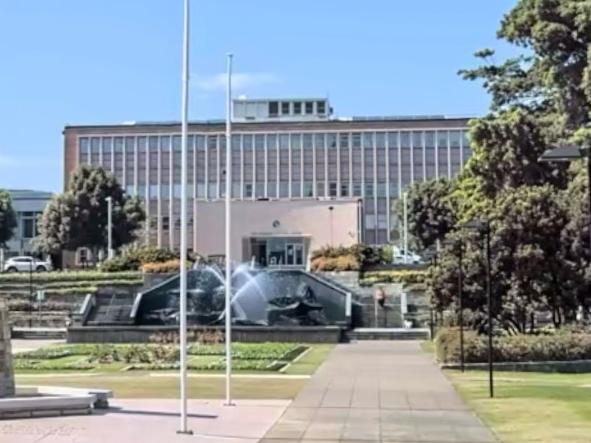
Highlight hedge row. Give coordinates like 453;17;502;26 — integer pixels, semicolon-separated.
360;269;427;286
0;271;142;284
436;327;591;364
0;279;142;290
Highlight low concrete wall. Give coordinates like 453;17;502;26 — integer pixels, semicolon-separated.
442;359;591;373
67;325;343;343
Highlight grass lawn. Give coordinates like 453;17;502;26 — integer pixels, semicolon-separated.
15;343;333;399
447;370;591;443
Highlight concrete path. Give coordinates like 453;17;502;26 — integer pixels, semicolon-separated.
261;341;497;443
0;399;289;443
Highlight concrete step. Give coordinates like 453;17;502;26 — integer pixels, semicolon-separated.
347;327;430;341
11;327;67;339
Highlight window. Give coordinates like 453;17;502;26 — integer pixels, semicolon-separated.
303;181;314;197
162;217;170;230
269;101;279;116
281;102;290;115
294;102;302;114
305;101;314;114
22;218;35;239
317;101;326;114
353;182;362;197
245;183;253;198
365;214;376;229
76;248;92;267
329;182;337;197
341;183;349;197
149;185;158;199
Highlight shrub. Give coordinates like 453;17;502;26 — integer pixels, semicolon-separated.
311;254;361;272
141;259;184;274
0;271;141;284
435;327;591;364
99;246;179;272
359;269;427;286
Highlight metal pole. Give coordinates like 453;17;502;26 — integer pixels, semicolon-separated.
485;221;494;398
29;260;33;328
177;0;191;434
224;53;234;407
329;206;334;246
458;239;464;373
106;197;113;259
403;191;408;264
587;154;591;256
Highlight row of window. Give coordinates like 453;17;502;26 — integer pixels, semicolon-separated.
79;130;468;154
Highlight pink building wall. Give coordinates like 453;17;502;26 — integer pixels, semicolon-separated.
195;199;360;265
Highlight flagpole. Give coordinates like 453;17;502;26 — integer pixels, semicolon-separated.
177;0;191;434
224;53;234;406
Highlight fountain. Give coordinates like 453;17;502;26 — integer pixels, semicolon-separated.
135;264;342;327
69;263;359;343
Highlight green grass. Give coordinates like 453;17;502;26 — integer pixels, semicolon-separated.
282;344;333;375
447;370;591;443
15;343;334;399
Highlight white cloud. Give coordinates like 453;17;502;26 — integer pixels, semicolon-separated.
193;72;280;92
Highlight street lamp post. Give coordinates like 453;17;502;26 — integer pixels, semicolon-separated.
106;197;114;259
464;217;493;398
328;206;334;246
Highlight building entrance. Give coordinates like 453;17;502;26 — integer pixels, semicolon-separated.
250;236;306;267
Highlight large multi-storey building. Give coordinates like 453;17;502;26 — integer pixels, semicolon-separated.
63;98;471;266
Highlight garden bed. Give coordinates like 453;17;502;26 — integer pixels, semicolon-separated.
13;342;309;373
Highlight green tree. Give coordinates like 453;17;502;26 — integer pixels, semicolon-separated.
0;190;17;246
406;178;457;251
36;166;145;261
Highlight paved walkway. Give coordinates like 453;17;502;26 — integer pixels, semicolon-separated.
0;399;289;443
261;341;496;443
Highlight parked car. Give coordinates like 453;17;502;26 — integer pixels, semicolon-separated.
392;247;423;265
2;256;53;273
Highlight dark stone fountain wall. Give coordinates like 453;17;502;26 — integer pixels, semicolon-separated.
0;301;15;398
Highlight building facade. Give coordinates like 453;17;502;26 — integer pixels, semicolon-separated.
63;98;471;263
3;190;52;258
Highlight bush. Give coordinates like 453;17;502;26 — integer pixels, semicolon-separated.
310;244;393;271
0;271;141;284
141;259;183;274
99;246;179;272
359;269;427;286
435;327;591;364
311;254;361;272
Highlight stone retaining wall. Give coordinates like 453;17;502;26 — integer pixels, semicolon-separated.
67;325;343;343
0;302;14;398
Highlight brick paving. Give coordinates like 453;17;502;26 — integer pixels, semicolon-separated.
261;341;497;443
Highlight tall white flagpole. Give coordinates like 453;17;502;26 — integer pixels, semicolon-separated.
178;0;191;434
224;53;234;406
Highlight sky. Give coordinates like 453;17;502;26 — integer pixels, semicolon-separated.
0;0;518;192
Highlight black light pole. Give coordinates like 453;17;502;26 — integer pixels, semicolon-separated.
484;221;493;398
458;239;465;373
465;217;494;398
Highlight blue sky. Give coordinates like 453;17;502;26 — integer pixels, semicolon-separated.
0;0;518;192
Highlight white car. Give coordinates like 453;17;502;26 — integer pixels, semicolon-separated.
392;247;423;265
3;256;53;273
